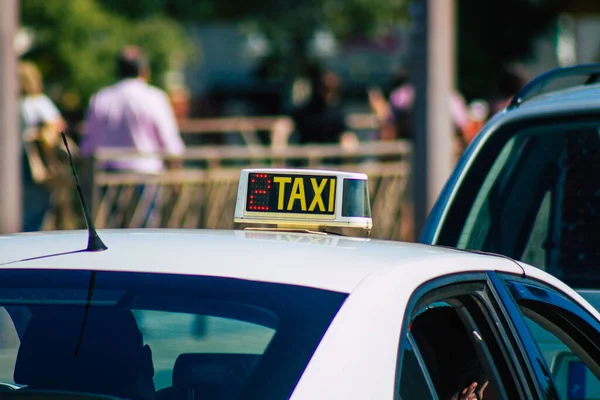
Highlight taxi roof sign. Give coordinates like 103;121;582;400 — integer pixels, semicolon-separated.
234;168;372;232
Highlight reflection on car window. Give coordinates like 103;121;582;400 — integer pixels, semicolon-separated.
458;135;517;250
397;339;434;400
133;311;275;390
0;269;346;400
520;310;600;400
521;191;551;267
0;307;20;384
455;123;600;285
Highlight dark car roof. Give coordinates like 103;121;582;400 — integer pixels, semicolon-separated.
492;83;600;123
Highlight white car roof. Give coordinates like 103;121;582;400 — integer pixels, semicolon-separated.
0;229;524;293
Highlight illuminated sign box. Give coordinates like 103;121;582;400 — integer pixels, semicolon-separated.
234;169;372;231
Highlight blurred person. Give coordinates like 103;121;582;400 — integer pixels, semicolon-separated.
18;61;67;232
290;66;357;147
368;87;397;141
168;86;191;122
368;70;471;241
463;99;490;145
369;70;470;145
80;46;186;228
81;46;185;174
368;69;413;141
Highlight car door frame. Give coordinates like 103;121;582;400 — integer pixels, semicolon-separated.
492;272;600;399
487;272;563;399
395;271;545;400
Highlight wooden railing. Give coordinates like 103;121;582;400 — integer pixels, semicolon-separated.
43;115;416;239
176;113;379;146
86;140;411;240
75;113;379;143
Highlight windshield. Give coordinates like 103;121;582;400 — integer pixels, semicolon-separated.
0;269;346;400
434;116;600;288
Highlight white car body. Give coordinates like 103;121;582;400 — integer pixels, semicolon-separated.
2;228;598;399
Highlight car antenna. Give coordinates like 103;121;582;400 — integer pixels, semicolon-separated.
61;132;107;252
61;132;106;356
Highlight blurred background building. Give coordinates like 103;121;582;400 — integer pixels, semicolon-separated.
9;0;600;126
3;0;600;236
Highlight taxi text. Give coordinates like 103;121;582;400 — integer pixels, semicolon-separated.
273;176;336;213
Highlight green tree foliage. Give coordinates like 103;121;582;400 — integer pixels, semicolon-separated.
100;0;407;38
321;0;407;39
20;0;567;115
20;0;191;120
101;0;407;81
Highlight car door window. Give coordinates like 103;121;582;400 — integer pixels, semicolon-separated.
397;281;523;400
506;280;600;400
397;337;436;400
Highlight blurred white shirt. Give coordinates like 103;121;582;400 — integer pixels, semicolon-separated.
81;79;185;173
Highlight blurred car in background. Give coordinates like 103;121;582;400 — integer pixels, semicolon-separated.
422;63;600;288
422;64;600;398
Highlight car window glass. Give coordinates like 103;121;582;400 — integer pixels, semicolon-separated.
133;310;275;389
506;280;600;400
521;191;551;267
0;269;347;400
519;309;600;400
397;338;435;400
457;135;517;250
0;307;20;385
455;123;600;286
405;286;520;400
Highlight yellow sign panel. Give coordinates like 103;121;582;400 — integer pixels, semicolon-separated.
246;173;336;215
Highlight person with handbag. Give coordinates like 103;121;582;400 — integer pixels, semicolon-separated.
18;61;69;232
